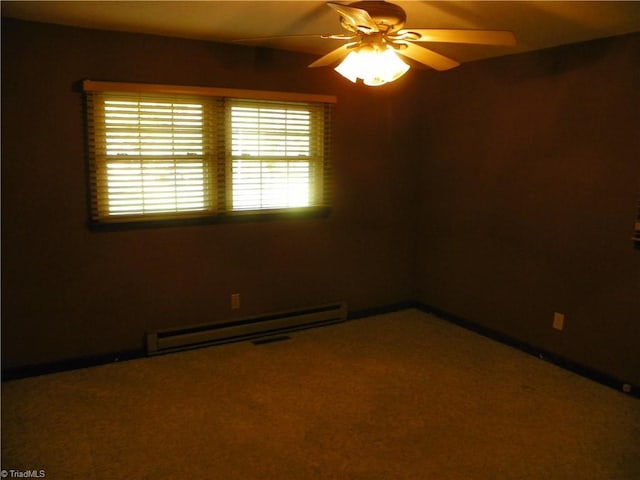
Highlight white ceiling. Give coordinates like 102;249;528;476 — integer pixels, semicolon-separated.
3;1;640;65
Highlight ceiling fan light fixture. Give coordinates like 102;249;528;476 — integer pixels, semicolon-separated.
333;50;361;83
334;45;409;86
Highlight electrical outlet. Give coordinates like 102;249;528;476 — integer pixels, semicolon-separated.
231;293;241;310
552;312;564;331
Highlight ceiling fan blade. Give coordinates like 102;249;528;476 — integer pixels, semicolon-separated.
396;43;460;71
396;29;516;46
328;2;379;33
323;34;359;40
233;33;342;43
309;43;356;68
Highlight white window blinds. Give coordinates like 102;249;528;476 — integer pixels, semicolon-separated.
86;93;219;221
84;81;334;225
229;99;325;210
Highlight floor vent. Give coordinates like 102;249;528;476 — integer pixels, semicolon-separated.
252;335;291;346
146;301;347;355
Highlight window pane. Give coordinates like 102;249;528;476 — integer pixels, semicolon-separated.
230;102;317;211
94;96;212;217
106;160;206;215
232;159;310;210
104;100;204;156
231;106;310;157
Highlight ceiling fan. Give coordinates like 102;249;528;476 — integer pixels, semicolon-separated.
246;1;516;85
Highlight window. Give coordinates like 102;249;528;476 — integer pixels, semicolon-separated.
84;81;335;226
229;99;323;211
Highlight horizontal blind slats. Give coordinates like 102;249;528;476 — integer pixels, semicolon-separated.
85;86;331;224
87;92;217;220
228;98;325;211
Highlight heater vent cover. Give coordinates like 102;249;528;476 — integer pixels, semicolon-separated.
146;302;347;355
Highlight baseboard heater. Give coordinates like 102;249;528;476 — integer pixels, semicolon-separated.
146;301;347;356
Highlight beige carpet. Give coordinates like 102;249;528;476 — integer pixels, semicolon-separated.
2;309;639;479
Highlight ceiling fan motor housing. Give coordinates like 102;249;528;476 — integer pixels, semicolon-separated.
344;1;407;33
312;1;515;76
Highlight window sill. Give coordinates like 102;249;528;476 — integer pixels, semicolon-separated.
88;206;332;232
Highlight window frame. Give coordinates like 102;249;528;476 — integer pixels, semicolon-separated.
83;80;336;230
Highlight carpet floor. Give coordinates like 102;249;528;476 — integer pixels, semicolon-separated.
2;309;639;479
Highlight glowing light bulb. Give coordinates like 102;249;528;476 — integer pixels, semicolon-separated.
334;51;362;83
334;45;409;86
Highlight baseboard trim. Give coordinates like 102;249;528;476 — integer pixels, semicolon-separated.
1;303;412;381
1;349;145;382
348;301;421;320
3;301;638;399
415;302;639;399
